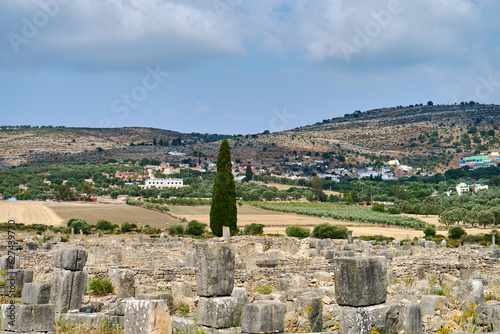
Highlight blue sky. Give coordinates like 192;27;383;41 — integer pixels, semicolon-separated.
1;0;499;134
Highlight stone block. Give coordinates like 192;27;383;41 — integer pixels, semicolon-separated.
197;297;241;328
338;304;394;334
2;269;33;296
108;268;135;298
312;271;331;283
231;287;249;314
241;302;286;334
25;242;38;251
334;256;387;307
50;268;87;313
420;295;448;316
22;282;51;304
54;247;88;271
416;266;425;280
424;241;436;249
275;278;290;291
297;294;322;332
136;292;174;315
452;279;485;307
124;300;172;334
195;242;235;297
289;275;307;289
476;305;500;331
1;304;55;332
172;281;193;298
0;255;20;272
398;302;422;334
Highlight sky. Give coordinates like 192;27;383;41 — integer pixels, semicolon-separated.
1;0;499;135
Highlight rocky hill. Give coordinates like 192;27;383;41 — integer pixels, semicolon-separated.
1;104;499;170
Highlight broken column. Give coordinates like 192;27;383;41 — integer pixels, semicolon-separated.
108;268;135;298
1;304;55;334
335;256;422;334
0;255;33;297
195;241;246;329
124;300;172;334
50;247;88;314
241;301;286;334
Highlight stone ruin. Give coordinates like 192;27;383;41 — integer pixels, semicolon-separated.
0;233;500;334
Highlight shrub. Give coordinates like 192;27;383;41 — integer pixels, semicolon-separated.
168;224;184;236
312;223;348;239
423;226;436;238
88;278;113;296
257;283;273;295
95;220;116;231
244;223;264;235
388;207;401;214
184;220;206;236
448;226;467;239
371;204;385;213
120;221;134;233
178;303;190;316
67;218;91;235
285;225;311;239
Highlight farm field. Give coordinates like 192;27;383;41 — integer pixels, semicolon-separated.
169;205;425;239
0;201;492;239
0;201;179;229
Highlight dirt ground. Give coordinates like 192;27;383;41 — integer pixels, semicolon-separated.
0;201;64;226
0;201;180;229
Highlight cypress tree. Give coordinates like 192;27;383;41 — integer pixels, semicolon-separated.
210;139;237;236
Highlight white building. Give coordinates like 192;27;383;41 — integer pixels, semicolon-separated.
456;183;470;196
141;178;184;189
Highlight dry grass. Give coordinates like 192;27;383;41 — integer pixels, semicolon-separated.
57;321;122;334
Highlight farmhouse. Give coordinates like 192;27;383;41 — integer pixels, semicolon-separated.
141;177;184;189
456;182;489;196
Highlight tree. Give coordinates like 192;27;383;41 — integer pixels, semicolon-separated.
439;210;455;227
350;189;359;203
210;139;237;236
311;176;326;201
478;210;495;229
54;184;76;201
245;165;253;182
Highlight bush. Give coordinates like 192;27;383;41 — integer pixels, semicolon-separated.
120;221;134;233
423;226;436;238
257;283;273;295
371;204;385;213
168;224;184;236
67;218;91;235
244;223;264;235
95;220;116;231
312;223;348;239
285;225;311;239
184;220;206;236
448;226;467;239
88;278;113;296
388;206;401;214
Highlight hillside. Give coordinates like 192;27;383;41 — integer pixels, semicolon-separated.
1;104;499;171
